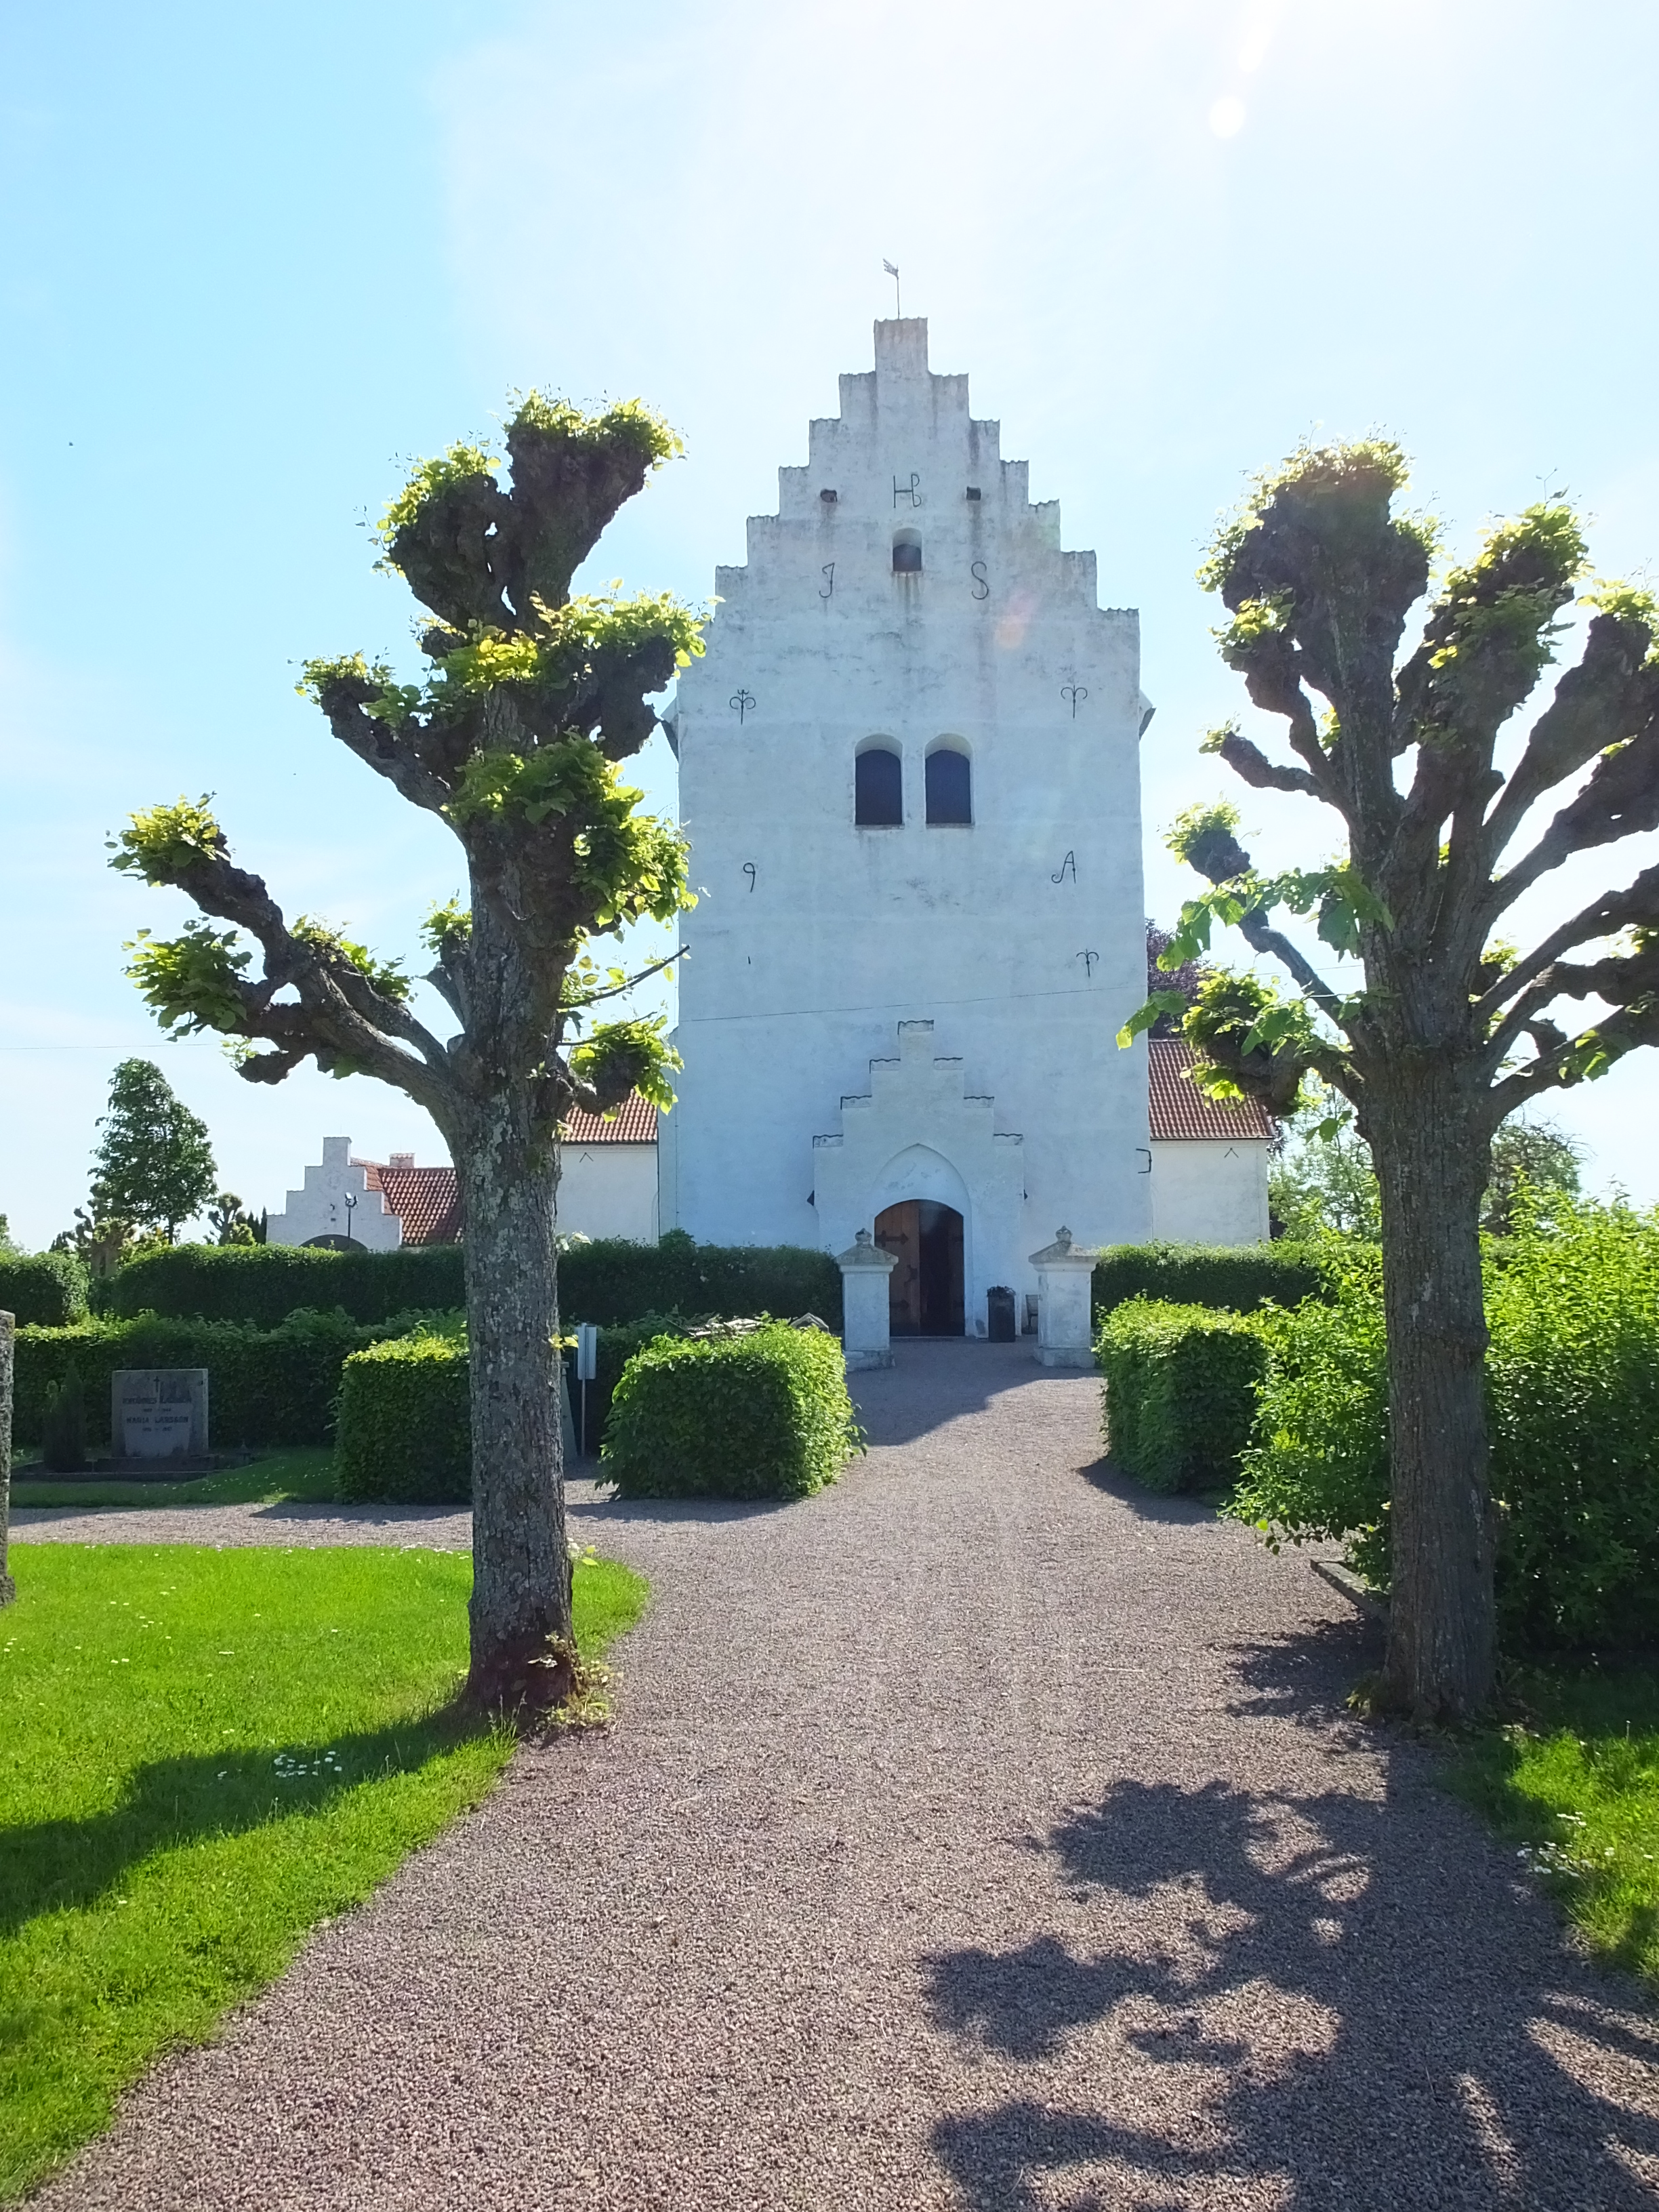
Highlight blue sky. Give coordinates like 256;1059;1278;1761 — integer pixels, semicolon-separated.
3;0;1657;1247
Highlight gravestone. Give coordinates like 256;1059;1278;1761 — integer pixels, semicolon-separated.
112;1369;209;1460
1029;1228;1099;1368
837;1228;899;1370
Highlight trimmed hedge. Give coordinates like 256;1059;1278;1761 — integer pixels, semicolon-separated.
565;1311;691;1450
104;1233;843;1332
1097;1298;1268;1494
0;1252;89;1328
1092;1240;1331;1318
335;1334;471;1503
107;1244;466;1326
12;1309;448;1449
602;1323;859;1500
562;1235;842;1332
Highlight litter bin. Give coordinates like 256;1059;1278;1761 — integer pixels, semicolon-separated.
986;1285;1017;1343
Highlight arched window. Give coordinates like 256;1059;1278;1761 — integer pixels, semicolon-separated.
926;745;972;825
893;529;922;573
855;745;903;825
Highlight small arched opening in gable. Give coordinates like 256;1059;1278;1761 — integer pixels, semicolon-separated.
892;528;922;573
926;739;972;825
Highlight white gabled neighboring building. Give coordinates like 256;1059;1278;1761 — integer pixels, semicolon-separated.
1147;1040;1274;1244
661;316;1158;1335
266;1136;407;1250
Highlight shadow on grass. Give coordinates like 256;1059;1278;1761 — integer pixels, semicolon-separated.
922;1628;1659;2211
0;1706;487;1940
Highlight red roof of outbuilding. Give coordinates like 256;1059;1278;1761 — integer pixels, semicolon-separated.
356;1160;464;1246
1148;1039;1275;1143
560;1093;659;1145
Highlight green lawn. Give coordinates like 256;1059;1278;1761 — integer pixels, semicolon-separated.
10;1446;340;1511
1450;1662;1659;1988
0;1541;647;2200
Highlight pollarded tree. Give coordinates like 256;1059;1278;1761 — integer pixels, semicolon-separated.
1126;443;1659;1720
91;1057;217;1241
113;394;701;1711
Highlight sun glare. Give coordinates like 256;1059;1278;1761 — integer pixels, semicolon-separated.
1209;95;1247;138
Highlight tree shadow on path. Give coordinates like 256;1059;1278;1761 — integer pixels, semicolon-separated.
925;1631;1659;2211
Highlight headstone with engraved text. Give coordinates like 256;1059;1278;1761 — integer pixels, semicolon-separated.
112;1369;209;1460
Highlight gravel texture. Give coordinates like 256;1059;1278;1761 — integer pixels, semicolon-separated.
23;1340;1659;2210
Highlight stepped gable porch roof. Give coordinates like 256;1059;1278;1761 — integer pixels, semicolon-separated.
1148;1040;1275;1143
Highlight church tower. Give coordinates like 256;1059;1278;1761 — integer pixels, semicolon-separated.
661;319;1154;1332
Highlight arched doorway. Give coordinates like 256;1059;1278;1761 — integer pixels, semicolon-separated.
875;1200;965;1336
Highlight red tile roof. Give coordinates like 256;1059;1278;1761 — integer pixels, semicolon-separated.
560;1092;659;1145
356;1160;463;1246
1148;1039;1274;1143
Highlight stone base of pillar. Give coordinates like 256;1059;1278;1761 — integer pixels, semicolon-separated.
844;1345;895;1371
1036;1343;1095;1370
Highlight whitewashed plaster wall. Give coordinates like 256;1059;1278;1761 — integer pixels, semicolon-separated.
266;1136;403;1249
665;318;1153;1310
1149;1141;1271;1246
556;1145;658;1246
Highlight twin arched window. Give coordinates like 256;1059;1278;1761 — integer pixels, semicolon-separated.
855;742;972;826
855;746;903;825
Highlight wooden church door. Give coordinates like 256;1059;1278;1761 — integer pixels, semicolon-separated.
876;1200;965;1336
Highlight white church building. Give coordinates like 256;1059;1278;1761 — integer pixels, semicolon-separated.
658;319;1269;1335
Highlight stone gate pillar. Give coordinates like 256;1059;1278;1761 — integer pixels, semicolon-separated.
1029;1229;1098;1368
838;1229;899;1370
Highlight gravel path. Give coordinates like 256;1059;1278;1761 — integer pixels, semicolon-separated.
23;1341;1659;2210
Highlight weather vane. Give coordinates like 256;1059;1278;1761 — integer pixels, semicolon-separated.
883;259;901;317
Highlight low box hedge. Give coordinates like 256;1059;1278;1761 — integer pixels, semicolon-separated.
12;1309;449;1449
1092;1240;1331;1318
335;1332;471;1503
602;1322;860;1500
1097;1298;1268;1494
0;1252;89;1328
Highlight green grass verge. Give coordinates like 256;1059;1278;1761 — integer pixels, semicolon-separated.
1449;1661;1659;1988
9;1446;341;1511
0;1541;647;2200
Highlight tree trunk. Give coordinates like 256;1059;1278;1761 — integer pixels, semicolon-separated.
454;1099;572;1713
1368;1087;1496;1721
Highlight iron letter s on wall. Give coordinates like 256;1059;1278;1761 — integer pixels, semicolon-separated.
970;560;989;600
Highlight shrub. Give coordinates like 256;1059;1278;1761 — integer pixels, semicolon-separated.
12;1309;447;1449
1227;1200;1659;1650
1091;1240;1332;1318
0;1252;90;1328
335;1332;472;1503
560;1235;842;1332
564;1311;693;1450
1097;1300;1268;1494
106;1243;466;1326
41;1369;89;1473
602;1323;859;1500
104;1233;844;1332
